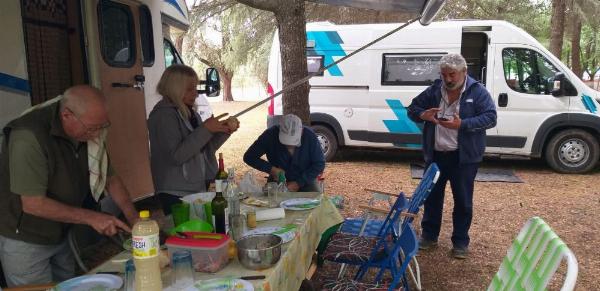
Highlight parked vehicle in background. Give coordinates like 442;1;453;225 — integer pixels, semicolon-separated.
0;0;219;200
267;20;600;173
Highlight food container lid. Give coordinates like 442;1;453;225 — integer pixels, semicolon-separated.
166;232;230;248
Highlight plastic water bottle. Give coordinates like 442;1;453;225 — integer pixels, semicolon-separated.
132;210;162;291
277;172;288;193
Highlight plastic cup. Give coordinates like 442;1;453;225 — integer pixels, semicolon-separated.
124;259;135;291
267;182;278;207
171;203;190;227
171;250;194;288
203;203;213;229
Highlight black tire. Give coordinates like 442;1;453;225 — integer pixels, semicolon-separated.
544;129;599;173
312;124;338;162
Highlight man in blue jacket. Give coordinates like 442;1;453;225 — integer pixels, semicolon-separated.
244;114;325;192
408;53;497;259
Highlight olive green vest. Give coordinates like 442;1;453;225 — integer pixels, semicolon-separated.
0;102;90;245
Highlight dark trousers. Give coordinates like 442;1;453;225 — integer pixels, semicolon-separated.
421;150;479;248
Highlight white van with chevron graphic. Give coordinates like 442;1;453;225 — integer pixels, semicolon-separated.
267;20;600;173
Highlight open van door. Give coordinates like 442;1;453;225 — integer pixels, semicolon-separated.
83;0;153;200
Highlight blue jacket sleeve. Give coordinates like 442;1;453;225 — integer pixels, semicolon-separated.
297;130;326;187
460;87;497;132
407;85;437;123
243;129;273;174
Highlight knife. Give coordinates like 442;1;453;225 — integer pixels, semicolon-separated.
239;275;266;280
175;232;222;240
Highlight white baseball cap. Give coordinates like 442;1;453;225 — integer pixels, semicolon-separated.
279;114;303;146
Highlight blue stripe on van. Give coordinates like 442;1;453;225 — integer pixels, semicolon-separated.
164;0;185;17
0;72;30;94
582;94;597;113
383;99;422;148
306;31;346;76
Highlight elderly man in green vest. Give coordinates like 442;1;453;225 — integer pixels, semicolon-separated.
0;85;138;287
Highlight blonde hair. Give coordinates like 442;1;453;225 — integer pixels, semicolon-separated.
156;64;199;119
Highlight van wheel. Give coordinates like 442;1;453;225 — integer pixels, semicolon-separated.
545;129;599;173
312;125;338;161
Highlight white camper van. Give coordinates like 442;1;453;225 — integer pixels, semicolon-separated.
267;20;600;173
0;0;219;200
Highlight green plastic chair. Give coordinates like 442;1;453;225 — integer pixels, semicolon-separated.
488;217;578;291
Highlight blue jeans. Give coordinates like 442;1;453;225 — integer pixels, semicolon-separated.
421;151;479;248
0;235;74;287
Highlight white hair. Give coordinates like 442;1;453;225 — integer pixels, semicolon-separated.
439;53;467;71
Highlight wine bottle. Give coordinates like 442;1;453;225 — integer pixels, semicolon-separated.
211;180;228;234
215;153;228;182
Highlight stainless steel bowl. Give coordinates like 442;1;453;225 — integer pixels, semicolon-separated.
237;234;282;270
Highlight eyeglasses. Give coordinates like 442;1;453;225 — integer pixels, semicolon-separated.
67;108;111;134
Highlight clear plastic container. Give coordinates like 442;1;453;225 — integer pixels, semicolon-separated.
165;232;230;273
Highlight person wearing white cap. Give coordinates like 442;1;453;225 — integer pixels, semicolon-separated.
243;114;325;192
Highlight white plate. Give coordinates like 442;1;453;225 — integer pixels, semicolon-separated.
243;226;296;243
280;198;321;211
54;274;122;291
183;278;254;291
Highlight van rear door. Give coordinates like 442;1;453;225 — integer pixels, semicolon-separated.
86;0;154;200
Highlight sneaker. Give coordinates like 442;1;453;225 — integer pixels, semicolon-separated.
451;246;469;259
418;238;438;250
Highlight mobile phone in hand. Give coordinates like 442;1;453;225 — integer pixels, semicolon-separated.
437;117;449;121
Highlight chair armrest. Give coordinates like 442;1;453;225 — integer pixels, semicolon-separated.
358;204;418;218
363;188;399;197
358;204;389;214
363;188;413;200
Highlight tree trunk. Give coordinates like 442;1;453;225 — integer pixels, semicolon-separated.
570;17;583;79
175;34;184;55
549;0;566;58
221;72;234;101
275;2;310;125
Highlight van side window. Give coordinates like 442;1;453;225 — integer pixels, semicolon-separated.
139;5;154;66
163;38;183;67
98;1;135;67
307;55;324;76
381;54;443;86
502;48;559;95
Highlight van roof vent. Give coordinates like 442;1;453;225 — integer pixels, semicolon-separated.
463;26;492;32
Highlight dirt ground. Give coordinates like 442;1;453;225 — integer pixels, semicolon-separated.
213;101;600;290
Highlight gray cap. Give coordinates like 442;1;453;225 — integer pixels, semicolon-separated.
279;114;302;146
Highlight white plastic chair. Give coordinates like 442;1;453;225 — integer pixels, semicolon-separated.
488;217;578;291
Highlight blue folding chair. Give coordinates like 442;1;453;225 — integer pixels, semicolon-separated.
322;192;408;265
322;223;420;291
340;163;440;237
322;162;440;289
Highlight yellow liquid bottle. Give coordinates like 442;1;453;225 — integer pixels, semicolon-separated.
132;210;162;291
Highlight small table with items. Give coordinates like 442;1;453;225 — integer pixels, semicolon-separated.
91;192;344;291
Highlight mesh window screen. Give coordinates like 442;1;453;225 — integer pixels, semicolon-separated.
22;0;72;105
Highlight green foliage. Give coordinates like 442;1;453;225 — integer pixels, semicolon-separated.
440;0;550;41
184;1;275;87
581;25;600;79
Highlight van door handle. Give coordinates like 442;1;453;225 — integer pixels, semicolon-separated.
111;82;132;88
498;93;508;107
